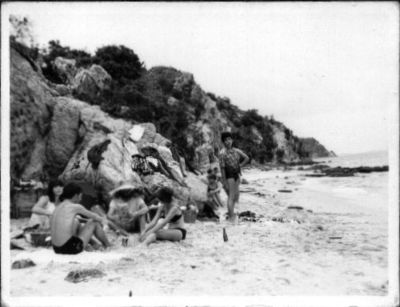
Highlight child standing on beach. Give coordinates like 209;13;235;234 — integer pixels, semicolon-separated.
219;132;249;222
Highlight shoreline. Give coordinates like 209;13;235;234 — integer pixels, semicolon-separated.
9;166;388;296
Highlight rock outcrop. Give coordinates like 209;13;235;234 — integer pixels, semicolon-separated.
53;57;77;84
299;138;335;158
305;165;389;177
72;64;112;102
10;47;207;209
10;46;56;180
10;41;334;213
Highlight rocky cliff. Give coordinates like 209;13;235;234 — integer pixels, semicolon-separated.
299;138;336;158
10;41;333;203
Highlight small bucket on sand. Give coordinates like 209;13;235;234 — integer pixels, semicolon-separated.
184;208;197;223
29;231;51;247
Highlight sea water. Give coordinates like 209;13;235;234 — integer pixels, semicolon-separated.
314;150;388;168
244;151;389;216
307;151;389;215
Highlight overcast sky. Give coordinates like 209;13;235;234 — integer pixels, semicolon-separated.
5;2;399;154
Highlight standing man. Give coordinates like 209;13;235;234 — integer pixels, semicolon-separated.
219;132;249;223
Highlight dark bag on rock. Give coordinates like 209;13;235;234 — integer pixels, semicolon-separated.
87;140;111;170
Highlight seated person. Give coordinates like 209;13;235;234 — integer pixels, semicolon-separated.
27;180;64;230
107;184;149;233
50;183;110;255
207;174;224;209
139;187;186;246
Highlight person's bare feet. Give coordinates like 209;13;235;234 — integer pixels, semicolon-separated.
227;213;238;225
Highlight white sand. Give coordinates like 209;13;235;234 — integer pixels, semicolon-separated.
8;168;388;296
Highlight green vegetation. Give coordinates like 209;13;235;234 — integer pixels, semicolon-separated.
10;16;315;164
235;109;277;163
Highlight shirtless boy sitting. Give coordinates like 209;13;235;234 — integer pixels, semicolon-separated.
50;183;111;255
107;184;149;233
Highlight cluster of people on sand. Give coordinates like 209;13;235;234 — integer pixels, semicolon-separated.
25;132;249;254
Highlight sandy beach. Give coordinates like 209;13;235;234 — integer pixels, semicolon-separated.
8;166;388;297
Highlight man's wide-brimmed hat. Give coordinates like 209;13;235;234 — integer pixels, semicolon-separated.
109;183;138;197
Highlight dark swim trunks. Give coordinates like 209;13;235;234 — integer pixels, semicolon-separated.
53;236;84;255
225;167;240;181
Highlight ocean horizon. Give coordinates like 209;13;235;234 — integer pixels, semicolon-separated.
315;150;388;168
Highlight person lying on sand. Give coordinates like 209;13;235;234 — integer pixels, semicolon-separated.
50;183;110;255
207;173;224;209
139;187;186;246
27;179;64;230
107;184;149;233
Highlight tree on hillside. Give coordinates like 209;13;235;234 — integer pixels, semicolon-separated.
241;109;263;128
9;15;40;68
41;40;93;83
276;148;285;163
45;40;93;66
93;45;145;85
9;15;35;48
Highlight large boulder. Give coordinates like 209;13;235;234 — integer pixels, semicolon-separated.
61;133;142;196
72;64;111;102
46;98;87;177
135;123;170;148
173;72;194;99
58;99;136;191
53;57;77;84
59;105;207;203
10;47;56;180
299;137;336;158
272;125;300;162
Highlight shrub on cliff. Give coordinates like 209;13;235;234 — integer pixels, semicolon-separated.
93;45;145;85
41;42;145;86
42;40;93;83
234;109;276;162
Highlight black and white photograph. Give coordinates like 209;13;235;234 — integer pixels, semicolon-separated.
1;2;399;307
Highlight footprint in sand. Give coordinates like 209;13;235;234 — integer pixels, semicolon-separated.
230;268;241;274
275;277;291;285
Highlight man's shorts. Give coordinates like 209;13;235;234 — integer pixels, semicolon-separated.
53;236;84;255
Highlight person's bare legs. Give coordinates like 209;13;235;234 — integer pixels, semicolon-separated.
138;215;146;234
77;219;97;247
227;178;236;221
207;197;219;211
72;218;81;236
142;233;157;246
234;177;240;208
212;194;224;208
143;229;183;246
93;222;111;247
74;219;101;249
156;229;183;241
78;219;110;248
